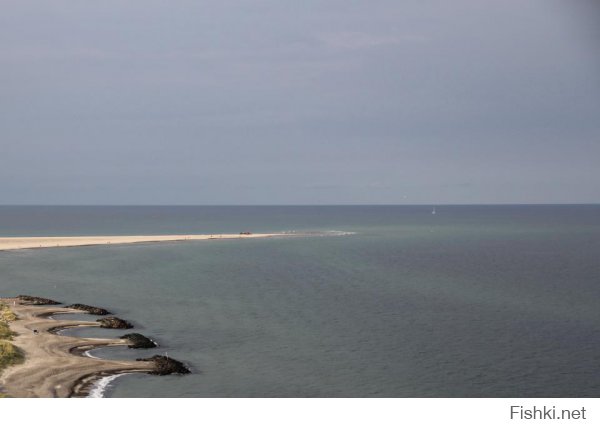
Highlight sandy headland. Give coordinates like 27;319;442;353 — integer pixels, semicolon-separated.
0;296;189;398
0;232;292;251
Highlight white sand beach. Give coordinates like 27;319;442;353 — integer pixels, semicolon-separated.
0;233;290;251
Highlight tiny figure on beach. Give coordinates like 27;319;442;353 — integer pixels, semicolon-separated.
33;329;38;335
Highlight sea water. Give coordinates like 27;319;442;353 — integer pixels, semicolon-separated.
1;205;599;397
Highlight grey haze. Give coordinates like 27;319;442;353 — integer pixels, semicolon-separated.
1;1;599;204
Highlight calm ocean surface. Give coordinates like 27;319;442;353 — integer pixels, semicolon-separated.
1;205;599;397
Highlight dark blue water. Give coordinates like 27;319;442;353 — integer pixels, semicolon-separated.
1;205;599;397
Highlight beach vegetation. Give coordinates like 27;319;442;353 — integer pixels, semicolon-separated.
0;305;17;323
0;302;23;376
0;303;18;340
0;341;24;372
0;324;13;340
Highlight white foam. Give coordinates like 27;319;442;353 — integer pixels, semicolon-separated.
304;230;357;237
87;373;128;398
326;230;356;236
83;349;101;359
281;230;356;237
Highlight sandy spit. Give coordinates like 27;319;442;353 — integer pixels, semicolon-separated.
0;233;291;251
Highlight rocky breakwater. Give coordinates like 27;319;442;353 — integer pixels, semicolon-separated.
97;316;134;329
65;303;111;315
137;355;191;375
17;295;61;305
120;333;157;349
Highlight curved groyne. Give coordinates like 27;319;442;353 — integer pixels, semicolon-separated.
0;296;190;398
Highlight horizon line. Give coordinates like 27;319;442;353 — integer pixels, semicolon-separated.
0;203;599;207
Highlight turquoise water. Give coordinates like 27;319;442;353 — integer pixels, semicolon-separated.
1;205;599;397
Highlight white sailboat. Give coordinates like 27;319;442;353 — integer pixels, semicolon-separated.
432;207;436;215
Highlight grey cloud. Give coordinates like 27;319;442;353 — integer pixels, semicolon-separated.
0;0;598;204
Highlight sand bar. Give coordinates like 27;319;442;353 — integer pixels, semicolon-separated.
0;232;292;251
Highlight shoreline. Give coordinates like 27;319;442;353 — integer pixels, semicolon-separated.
73;370;146;398
85;372;129;398
0;298;186;398
0;232;294;251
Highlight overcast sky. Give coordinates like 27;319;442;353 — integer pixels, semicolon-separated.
1;1;599;204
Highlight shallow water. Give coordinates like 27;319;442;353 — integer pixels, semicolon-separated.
1;205;599;397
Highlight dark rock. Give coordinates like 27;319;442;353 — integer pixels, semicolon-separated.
17;295;61;305
120;333;157;349
65;303;111;315
96;316;133;329
136;355;191;375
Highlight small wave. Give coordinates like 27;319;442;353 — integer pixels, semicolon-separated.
324;230;356;236
280;230;356;237
88;373;129;398
84;349;101;359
